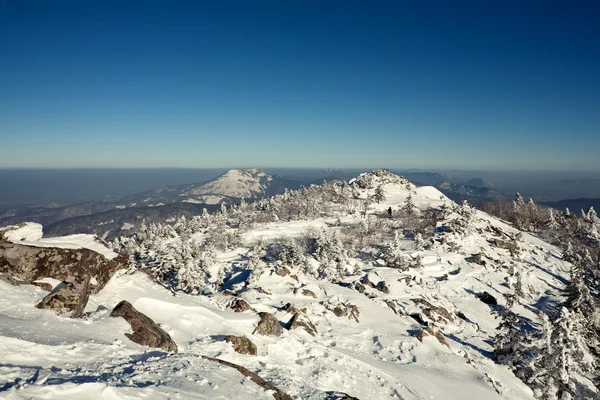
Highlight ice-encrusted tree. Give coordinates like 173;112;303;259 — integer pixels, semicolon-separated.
414;232;425;251
373;185;386;203
402;192;417;216
313;229;348;282
534;307;595;400
381;230;409;270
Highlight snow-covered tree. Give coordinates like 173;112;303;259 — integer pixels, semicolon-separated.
381;231;409;270
373;185;386;204
534;307;595;400
414;232;425;251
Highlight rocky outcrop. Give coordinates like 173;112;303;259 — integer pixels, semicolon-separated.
0;240;126;318
281;302;307;314
0;241;126;294
201;355;292;400
228;297;254;313
36;278;91;318
225;335;257;355
324;391;360;400
375;281;390;294
110;300;178;353
414;327;450;348
465;253;486;266
275;266;291;277
285;312;317;336
301;288;317;298
325;302;360;323
477;291;498;305
253;312;283;336
0;274;52;291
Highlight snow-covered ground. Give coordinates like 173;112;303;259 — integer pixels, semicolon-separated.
1;222;118;260
0;175;572;399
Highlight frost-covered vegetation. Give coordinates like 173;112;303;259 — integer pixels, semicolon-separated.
109;170;600;399
3;170;599;399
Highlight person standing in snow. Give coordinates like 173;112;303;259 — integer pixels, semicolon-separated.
388;207;392;218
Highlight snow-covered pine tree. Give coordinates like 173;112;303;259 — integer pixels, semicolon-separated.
373;185;386;204
534;307;596;400
414;232;425;251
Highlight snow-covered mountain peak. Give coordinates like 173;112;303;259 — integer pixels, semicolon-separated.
181;169;273;199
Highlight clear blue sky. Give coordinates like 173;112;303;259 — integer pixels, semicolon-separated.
1;0;599;170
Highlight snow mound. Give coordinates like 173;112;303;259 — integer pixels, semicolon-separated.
1;222;118;260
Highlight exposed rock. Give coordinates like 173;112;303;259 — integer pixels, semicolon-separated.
490;239;517;252
253;312;283;336
275;266;291;277
375;281;390;294
414;329;429;342
201;356;292;400
225;335;257;355
256;287;272;295
229;298;254;313
281;302;307;314
465;253;486;266
326;302;360;323
398;276;411;285
384;299;398;315
110;300;178;353
428;327;450;348
285;312;317;336
0;241;126;294
301;288;317;298
354;282;366;293
0;274;22;286
324;391;361;400
360;274;377;288
222;289;238;296
31;281;53;291
36;278;91;318
477;291;498;305
410;313;427;326
1;274;54;291
412;298;454;326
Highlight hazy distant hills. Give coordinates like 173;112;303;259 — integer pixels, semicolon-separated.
0;169;305;240
4;167;597;241
540;198;600;214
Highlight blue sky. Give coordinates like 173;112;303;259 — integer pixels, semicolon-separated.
1;1;599;170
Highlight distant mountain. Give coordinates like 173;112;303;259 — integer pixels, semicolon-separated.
540;198;600;214
463;177;495;188
395;171;453;186
434;182;506;205
123;168;303;206
0;169;303;240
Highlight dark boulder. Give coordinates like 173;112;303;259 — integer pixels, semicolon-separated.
285;312;317;336
225;335;257;356
253;312;283;336
0;241;126;295
228;298;254;313
375;281;390;294
110;300;178;353
36;278;91;318
477;291;498;305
